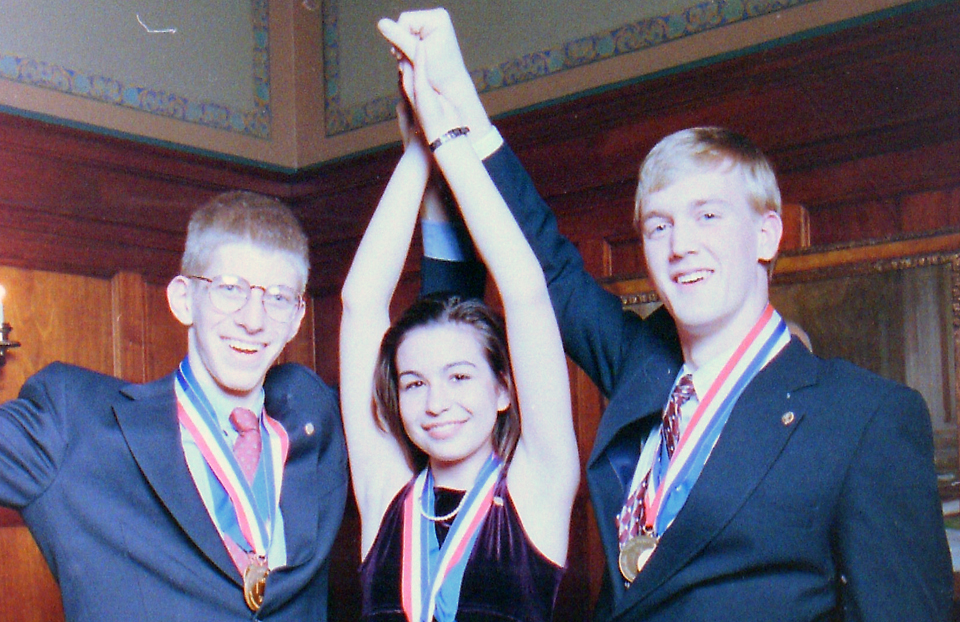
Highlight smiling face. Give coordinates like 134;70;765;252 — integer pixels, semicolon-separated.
395;322;510;487
639;165;781;362
168;241;305;403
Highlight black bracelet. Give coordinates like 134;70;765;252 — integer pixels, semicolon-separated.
429;127;470;152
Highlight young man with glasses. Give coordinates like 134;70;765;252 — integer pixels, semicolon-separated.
0;191;347;621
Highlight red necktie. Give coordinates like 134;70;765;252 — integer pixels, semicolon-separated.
617;374;697;545
230;407;261;483
661;374;696;459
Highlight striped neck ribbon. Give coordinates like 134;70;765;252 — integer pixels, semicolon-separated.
644;304;790;535
175;357;289;571
402;452;503;622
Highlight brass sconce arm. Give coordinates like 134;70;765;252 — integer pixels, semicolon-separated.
0;323;21;367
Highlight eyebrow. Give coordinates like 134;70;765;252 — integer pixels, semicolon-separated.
398;361;478;377
640;211;669;226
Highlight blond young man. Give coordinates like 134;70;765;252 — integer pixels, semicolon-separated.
386;9;954;621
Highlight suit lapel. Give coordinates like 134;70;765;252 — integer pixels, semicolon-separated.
587;353;680;602
114;375;239;583
614;341;819;616
266;385;320;569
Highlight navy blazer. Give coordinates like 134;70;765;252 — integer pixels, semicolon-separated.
0;362;347;621
474;142;953;621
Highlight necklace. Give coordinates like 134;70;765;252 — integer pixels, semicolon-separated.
418;487;467;522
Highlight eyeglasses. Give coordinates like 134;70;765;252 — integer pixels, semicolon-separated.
186;275;303;323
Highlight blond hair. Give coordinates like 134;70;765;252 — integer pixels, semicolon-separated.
633;127;782;275
181;191;309;290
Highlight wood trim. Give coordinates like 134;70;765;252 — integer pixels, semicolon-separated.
111;272;147;383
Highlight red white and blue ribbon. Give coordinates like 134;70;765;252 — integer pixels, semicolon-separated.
175;358;289;568
643;304;790;535
401;452;503;622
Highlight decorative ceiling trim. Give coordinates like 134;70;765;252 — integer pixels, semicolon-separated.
0;0;272;139
322;0;818;137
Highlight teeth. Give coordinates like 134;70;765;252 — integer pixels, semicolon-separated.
677;270;708;284
425;420;462;431
229;340;262;354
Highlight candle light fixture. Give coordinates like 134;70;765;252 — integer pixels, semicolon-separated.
0;285;21;367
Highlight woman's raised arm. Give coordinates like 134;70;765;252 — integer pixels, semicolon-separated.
402;39;580;564
339;97;430;556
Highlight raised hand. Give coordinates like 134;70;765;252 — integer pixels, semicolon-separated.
398;51;462;145
395;62;431;166
379;8;493;142
378;9;469;97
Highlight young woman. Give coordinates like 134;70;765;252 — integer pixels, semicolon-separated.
338;61;579;621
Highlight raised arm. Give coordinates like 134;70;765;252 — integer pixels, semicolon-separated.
339;96;429;555
395;35;579;563
379;9;662;399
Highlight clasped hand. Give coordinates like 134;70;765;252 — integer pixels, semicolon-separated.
379;9;471;148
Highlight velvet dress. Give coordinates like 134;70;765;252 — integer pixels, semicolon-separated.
359;474;564;621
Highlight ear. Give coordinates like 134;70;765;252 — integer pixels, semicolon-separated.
495;381;512;413
281;300;308;345
167;276;195;327
757;209;783;263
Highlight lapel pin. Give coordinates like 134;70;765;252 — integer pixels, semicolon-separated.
781;411;795;426
304;423;315;436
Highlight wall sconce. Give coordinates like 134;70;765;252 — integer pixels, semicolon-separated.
0;285;21;367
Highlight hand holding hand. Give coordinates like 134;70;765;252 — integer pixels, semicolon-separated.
398;48;463;145
395;62;433;178
379;8;493;141
378;9;469;99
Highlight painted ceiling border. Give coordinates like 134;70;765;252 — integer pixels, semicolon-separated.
322;0;820;137
0;0;272;139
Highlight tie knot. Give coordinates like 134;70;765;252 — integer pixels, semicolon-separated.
672;374;696;407
230;407;260;434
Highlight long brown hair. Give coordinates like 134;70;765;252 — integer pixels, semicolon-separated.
373;295;520;472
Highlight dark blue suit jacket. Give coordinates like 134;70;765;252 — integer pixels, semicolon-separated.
0;361;347;621
475;142;953;621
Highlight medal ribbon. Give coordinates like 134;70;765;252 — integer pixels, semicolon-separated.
401;452;503;622
643;304;789;534
175;358;289;563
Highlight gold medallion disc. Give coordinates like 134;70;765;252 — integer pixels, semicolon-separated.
618;534;658;584
243;557;270;612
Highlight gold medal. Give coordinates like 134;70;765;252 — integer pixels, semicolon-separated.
243;557;270;612
618;534;658;584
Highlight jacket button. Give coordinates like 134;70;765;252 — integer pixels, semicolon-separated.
781;412;795;426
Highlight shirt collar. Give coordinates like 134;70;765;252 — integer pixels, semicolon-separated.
681;340;740;401
187;359;265;432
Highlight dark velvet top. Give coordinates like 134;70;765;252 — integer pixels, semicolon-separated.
359;475;564;621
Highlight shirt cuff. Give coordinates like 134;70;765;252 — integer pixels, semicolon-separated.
422;220;474;261
471;126;504;161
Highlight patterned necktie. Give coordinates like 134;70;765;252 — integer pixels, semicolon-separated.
661;374;696;459
230;407;262;483
617;374;697;545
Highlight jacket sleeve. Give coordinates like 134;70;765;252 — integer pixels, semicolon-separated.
419;256;487;300
0;364;69;509
481;142;654;397
834;383;954;621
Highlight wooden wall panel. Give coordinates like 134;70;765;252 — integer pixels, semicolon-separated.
0;266;114;402
0;527;63;622
144;282;189;382
0;266;114;622
0;3;957;620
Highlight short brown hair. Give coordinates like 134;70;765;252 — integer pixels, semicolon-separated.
373;295;520;472
180;191;309;290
